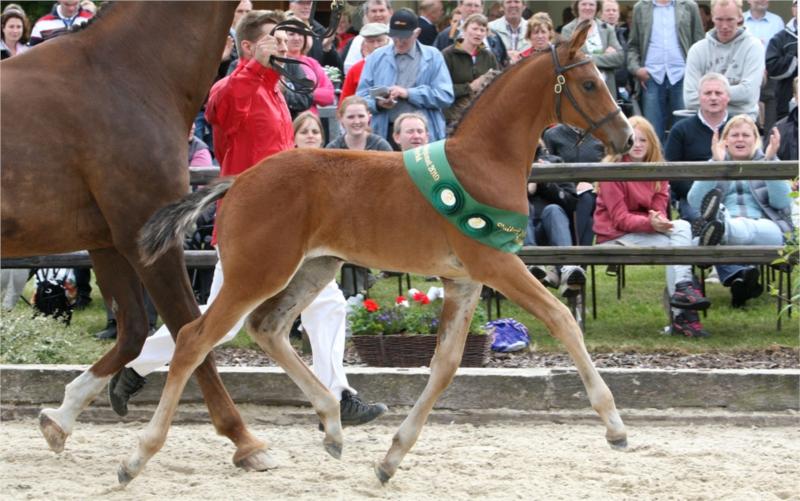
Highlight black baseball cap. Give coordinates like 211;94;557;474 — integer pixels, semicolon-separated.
389;8;419;39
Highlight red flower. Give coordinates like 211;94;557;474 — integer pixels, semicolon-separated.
396;296;407;304
412;292;430;305
363;299;380;312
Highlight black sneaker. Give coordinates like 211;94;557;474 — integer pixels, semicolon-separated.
699;188;722;224
339;390;387;426
730;267;761;308
671;310;710;338
94;319;118;340
669;281;711;310
699;220;724;246
108;367;147;417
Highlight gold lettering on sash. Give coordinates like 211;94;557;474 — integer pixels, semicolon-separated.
420;145;440;181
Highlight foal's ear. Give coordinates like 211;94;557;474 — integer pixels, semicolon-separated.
568;19;592;59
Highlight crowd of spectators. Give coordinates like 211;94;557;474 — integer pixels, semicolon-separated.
3;0;797;342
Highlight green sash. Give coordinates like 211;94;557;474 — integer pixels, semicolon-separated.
403;140;527;253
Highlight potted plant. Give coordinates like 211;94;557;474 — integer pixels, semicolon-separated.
349;291;491;367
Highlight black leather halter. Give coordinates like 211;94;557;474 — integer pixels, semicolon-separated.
550;44;622;145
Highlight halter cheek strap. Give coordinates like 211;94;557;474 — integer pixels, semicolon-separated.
550;44;622;146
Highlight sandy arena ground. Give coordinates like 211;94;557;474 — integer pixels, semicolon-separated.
1;408;799;501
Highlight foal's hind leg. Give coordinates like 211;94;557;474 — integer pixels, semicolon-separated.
119;284;265;485
480;255;627;447
376;278;482;483
39;248;149;453
245;257;345;459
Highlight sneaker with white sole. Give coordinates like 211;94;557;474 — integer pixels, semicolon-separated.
558;266;585;298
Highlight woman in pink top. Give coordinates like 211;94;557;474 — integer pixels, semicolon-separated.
286;30;335;115
594;116;711;338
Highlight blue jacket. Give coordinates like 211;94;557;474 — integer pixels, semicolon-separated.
356;42;454;141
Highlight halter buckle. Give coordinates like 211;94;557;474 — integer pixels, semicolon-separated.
554;74;566;94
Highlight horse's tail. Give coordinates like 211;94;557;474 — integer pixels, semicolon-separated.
138;178;234;266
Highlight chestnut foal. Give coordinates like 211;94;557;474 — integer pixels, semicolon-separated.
122;21;633;485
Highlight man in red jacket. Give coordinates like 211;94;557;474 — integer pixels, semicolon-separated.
110;11;387;427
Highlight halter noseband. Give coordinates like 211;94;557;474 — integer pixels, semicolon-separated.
550;44;622;146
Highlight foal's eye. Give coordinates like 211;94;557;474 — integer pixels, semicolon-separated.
582;81;596;91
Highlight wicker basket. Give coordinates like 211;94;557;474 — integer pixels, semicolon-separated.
352;333;490;367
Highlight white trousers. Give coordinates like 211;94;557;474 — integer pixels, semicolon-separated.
1;269;29;310
127;251;354;400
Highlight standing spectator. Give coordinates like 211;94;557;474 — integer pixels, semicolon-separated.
29;0;92;46
561;0;625;99
518;12;557;59
327;96;393;151
287;0;343;72
392;112;430;151
442;13;498;124
286;29;336;115
335;10;355;54
774;77;798;161
1;8;29;59
356;8;454;146
684;0;765;121
418;0;444;45
434;0;484;50
765;0;797;123
596;116;711;338
601;0;635;112
627;0;705;142
745;0;785;132
665;73;732;226
343;0;393;73
110;11;387;426
339;22;390;103
488;0;531;62
690;114;792;308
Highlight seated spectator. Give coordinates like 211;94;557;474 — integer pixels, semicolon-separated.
1;8;29;59
356;8;454;146
293;111;325;149
286;29;336;115
665;72;731;229
188;123;213;167
684;0;764;121
442;13;498;124
326;96;392;151
765;0;798;124
517;12;556;60
339;23;390;103
392;112;429;151
689;114;793;308
543;124;604;247
595;116;711;338
560;0;625;99
774;77;798;161
526;142;586;298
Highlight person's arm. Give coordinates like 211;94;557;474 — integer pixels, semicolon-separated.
766;32;798;82
281;62;314;114
726;40;765;111
309;58;335;107
626;5;643;75
682;45;704;110
592;26;624;70
688;2;705;45
765;180;793;210
600;182;657;233
355;54;379;113
206;59;279;138
406;52;455;110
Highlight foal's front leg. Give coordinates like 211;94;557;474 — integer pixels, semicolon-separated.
375;278;482;483
483;255;627;447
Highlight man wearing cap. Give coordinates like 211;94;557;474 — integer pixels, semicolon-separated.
356;8;454;146
339;23;390;102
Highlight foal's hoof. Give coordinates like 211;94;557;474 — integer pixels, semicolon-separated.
234;449;278;472
608;437;628;450
374;462;393;485
38;411;68;453
117;463;135;486
323;439;342;460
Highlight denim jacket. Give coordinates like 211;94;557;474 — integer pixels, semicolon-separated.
356;42;454;141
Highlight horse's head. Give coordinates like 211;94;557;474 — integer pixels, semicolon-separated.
551;20;633;154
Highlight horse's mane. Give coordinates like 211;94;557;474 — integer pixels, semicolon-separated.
447;40;565;137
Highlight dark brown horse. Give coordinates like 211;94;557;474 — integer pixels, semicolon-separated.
121;22;633;485
0;2;272;471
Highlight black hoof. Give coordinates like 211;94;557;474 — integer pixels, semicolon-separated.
608;437;628;450
117;464;134;486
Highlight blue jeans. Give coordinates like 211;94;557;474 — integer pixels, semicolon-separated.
525;204;574;247
715;213;786;285
642;75;684;144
